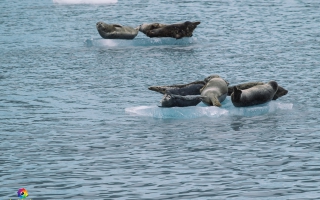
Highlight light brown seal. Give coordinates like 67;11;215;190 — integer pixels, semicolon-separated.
200;77;228;107
96;21;138;39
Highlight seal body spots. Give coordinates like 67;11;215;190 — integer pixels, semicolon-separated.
139;23;167;35
231;81;278;107
96;21;139;39
148;81;206;96
161;93;203;107
145;21;201;39
200;77;228;107
228;82;288;100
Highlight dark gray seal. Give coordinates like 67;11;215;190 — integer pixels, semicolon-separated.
139;23;167;35
160;93;203;107
144;21;201;39
96;21;139;39
228;82;288;100
149;81;205;96
231;81;278;107
200;77;228;107
148;75;222;96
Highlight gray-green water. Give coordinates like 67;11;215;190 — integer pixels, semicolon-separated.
1;0;320;199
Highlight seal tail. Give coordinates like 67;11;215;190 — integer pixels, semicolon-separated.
148;86;166;94
193;21;201;26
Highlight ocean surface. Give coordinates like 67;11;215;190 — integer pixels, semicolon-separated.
1;0;320;199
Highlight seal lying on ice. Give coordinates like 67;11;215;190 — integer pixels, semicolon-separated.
148;75;222;96
231;81;279;107
160;93;203;107
138;23;167;35
144;21;201;39
200;77;228;107
96;21;139;39
149;81;205;96
227;82;288;100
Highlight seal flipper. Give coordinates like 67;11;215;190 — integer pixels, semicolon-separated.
193;22;201;26
148;86;166;94
113;24;122;28
210;96;221;107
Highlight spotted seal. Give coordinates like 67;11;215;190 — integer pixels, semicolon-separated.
144;21;201;39
96;21;139;39
231;81;279;107
149;81;205;96
228;82;288;100
160;93;203;107
200;77;228;107
148;75;222;96
139;23;167;35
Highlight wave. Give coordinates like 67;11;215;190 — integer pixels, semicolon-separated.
84;37;198;48
125;97;293;119
53;0;117;4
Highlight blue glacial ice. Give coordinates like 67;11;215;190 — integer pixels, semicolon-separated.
84;37;199;48
125;97;293;119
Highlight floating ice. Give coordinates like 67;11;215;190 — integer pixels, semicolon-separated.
125;97;293;119
125;105;228;119
53;0;117;4
84;38;197;48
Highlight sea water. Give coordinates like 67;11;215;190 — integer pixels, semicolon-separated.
1;0;320;199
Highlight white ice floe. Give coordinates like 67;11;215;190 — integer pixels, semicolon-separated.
84;38;197;47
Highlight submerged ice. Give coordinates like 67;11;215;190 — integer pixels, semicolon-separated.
125;97;293;119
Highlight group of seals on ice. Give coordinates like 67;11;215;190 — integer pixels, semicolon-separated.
149;75;288;108
95;21;289;108
96;21;201;40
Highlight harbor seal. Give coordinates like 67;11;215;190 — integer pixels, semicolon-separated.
200;77;228;107
231;81;278;107
160;93;203;107
145;21;201;39
149;81;205;96
139;23;167;35
96;21;139;39
148;75;223;96
228;82;288;100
